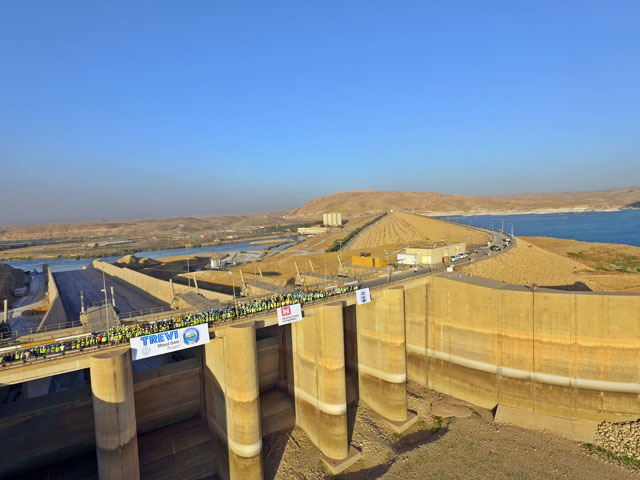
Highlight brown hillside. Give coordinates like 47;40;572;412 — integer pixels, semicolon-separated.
0;212;287;241
290;187;640;217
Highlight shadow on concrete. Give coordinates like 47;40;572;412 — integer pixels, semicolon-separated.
543;282;593;292
8;450;98;480
343;304;359;446
201;347;229;480
261;271;282;277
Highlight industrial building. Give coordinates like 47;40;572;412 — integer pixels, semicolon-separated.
297;226;329;235
323;212;342;227
397;242;466;266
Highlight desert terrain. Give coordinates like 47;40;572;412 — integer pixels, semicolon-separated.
191;213;489;290
460;237;640;293
1;186;638;261
265;382;638;479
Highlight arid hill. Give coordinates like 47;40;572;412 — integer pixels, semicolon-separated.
290;187;640;217
2;186;638;243
0;212;287;241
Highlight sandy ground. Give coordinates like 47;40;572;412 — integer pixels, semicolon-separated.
264;383;637;479
460;238;640;292
348;213;490;250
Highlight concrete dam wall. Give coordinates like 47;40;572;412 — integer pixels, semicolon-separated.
406;274;640;436
2;272;639;478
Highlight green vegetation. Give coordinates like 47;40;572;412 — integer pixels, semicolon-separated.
567;252;640;272
431;415;444;433
261;222;316;234
325;213;387;253
583;443;640;470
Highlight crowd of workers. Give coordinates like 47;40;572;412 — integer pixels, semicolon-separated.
0;284;358;367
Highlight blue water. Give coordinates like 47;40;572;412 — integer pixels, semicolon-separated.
444;210;640;247
3;237;299;273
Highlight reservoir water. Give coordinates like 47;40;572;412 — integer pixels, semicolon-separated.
444;209;640;247
4;237;299;273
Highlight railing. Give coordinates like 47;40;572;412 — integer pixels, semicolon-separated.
0;320;86;345
119;305;174;320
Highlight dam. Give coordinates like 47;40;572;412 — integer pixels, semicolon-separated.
1;268;639;478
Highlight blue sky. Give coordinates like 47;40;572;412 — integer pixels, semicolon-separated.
1;1;639;225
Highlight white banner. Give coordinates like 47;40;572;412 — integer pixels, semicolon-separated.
277;303;303;326
130;323;210;361
356;287;371;305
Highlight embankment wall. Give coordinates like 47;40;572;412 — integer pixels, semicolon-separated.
92;259;231;304
38;267;68;331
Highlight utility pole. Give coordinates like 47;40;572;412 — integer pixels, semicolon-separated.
229;271;238;320
101;270;110;344
110;286;116;308
3;299;7;324
80;291;85;315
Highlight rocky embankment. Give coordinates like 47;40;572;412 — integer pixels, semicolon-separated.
0;263;29;307
595;420;640;462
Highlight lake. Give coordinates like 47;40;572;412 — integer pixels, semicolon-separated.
444;209;640;247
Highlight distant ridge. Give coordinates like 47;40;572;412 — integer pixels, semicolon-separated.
1;187;638;241
289;187;640;217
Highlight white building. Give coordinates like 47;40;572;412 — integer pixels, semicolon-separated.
397;243;466;266
323;212;342;227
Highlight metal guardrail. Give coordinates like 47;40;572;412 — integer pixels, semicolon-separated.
119;305;174;320
0;320;85;345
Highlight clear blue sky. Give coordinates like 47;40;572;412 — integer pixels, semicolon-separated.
1;1;639;225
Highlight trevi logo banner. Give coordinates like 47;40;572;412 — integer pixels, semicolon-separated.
130;323;210;360
356;287;371;305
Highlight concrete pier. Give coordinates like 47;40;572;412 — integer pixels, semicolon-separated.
90;349;140;480
291;302;360;474
224;322;263;479
355;286;415;431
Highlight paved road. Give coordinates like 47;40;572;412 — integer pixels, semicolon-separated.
54;268;168;322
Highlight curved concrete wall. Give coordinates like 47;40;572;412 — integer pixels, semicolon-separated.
406;274;640;423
